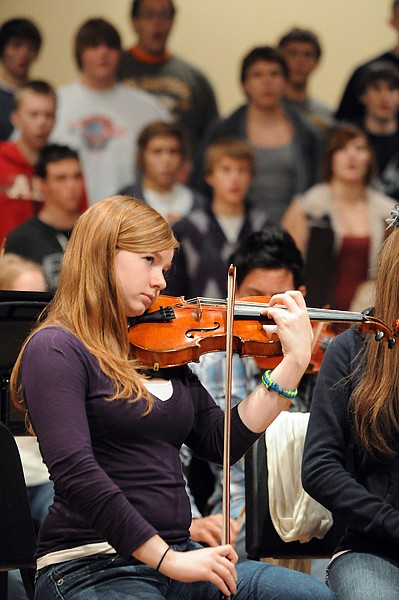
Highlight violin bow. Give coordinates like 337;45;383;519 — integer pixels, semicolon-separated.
221;265;236;600
0;237;6;259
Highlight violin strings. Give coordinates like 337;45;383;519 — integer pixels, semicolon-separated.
184;297;365;323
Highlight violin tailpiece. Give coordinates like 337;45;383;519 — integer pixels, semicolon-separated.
132;305;175;325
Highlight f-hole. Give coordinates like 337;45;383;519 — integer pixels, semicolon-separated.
186;322;221;339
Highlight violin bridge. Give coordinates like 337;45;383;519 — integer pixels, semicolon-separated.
195;297;203;321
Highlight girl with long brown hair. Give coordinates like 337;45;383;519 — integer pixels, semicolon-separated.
11;195;333;600
302;204;399;599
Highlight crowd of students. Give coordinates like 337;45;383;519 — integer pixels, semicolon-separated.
1;1;399;308
1;1;399;599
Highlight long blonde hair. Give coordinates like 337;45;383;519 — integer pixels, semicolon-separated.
349;227;399;457
11;196;179;414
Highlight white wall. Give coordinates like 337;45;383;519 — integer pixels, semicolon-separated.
0;0;394;115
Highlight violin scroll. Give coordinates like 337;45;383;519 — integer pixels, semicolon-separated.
358;313;398;349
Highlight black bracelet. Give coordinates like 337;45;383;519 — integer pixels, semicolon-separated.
156;547;171;571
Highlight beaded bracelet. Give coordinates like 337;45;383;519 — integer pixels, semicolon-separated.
262;370;298;399
156;547;171;571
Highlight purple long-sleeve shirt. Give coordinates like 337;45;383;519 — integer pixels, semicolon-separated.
21;327;260;561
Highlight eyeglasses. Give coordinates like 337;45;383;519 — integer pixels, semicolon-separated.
284;48;318;59
136;10;174;20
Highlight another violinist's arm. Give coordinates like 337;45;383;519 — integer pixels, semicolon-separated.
280;198;309;254
190;514;239;547
238;291;313;433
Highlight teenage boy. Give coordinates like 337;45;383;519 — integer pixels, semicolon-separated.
0;79;56;243
180;226;308;557
120;120;206;224
336;0;399;120
354;62;399;200
191;46;322;222
5;144;84;292
168;137;271;300
0;17;42;140
50;18;169;205
277;27;334;133
118;0;218;159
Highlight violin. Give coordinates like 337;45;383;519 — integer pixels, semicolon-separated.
128;295;399;370
254;321;342;373
306;321;341;374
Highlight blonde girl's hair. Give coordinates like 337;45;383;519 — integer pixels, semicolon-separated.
0;253;45;290
349;227;399;457
11;195;179;416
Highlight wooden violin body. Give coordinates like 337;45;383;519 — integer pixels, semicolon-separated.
128;295;399;371
128;295;281;370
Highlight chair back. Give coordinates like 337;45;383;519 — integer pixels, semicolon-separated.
0;290;52;433
0;421;36;597
245;430;345;559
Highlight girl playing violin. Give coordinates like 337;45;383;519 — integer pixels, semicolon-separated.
11;195;334;600
302;205;399;599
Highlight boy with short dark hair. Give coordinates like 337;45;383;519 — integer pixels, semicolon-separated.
50;17;169;205
0;79;56;243
354;61;399;200
181;226;308;557
118;0;218;160
277;27;333;132
5;143;84;291
0;18;42;140
336;0;399;120
191;46;322;221
168;137;271;299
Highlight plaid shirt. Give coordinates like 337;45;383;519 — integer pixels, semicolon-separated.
181;352;260;519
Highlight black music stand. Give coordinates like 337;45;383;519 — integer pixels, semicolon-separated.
0;290;52;434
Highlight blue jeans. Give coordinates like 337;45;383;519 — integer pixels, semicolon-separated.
35;540;334;600
327;551;399;600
